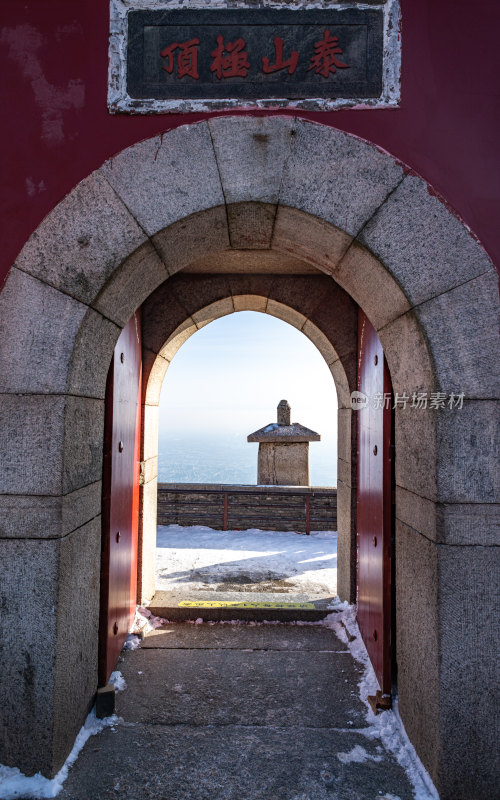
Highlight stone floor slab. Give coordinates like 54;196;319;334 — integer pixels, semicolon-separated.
116;647;365;729
141;623;349;652
59;723;415;800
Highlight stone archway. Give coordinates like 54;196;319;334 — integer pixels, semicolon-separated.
138;270;358;606
0;117;497;799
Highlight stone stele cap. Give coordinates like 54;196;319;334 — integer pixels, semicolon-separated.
247;400;321;443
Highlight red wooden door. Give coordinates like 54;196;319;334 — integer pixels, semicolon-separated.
356;309;393;695
99;310;142;686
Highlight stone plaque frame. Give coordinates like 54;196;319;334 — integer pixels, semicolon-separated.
109;1;401;114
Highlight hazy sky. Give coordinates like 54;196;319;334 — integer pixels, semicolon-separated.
158;310;338;483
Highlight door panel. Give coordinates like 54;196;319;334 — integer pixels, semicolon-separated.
99;310;142;686
357;309;393;695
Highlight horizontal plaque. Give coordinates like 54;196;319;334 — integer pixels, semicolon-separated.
109;1;401;113
127;9;383;101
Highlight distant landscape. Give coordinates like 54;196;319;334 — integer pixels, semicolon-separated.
157;432;337;486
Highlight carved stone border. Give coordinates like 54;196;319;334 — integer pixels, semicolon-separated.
108;0;401;113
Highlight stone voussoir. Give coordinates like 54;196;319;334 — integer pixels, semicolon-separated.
357;171;496;307
14;170;147;306
101;122;224;236
0;268;87;395
279;118;405;236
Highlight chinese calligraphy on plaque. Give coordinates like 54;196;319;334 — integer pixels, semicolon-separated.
127;9;384;101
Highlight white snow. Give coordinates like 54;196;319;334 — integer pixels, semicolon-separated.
337;744;382;764
156;524;338;598
322;607;439;800
109;671;126;692
0;711;120;799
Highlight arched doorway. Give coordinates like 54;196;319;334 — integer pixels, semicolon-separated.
0;117;497;799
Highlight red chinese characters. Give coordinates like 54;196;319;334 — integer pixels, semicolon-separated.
161;38;200;79
210;36;250;79
308;29;350;78
160;29;350;82
262;36;299;75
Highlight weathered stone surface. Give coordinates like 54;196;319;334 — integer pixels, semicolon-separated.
209;115;295;205
336;477;356;604
358;172;495;306
396;487;500;546
394;406;437;501
436;502;500;546
378;309;436;396
232;294;267;313
227;273;276;299
395;521;440;785
141;456;158;484
139;478;157;603
0;521;100;777
267;275;329;319
142;349;169;406
15;171;147;305
141;278;191;354
158;321;197;364
308;287;358;360
273;205;352;274
102;122;223;235
153;206;230;275
0;482;101;540
63;397;104;494
92;241;168;327
227;201;276;248
142;404;159;463
52;519;101;773
59;723;415;800
187;248;316;274
0;269;87;395
337;408;352;462
302;319;339;365
414;270;500;397
280;119;404;236
436;400;499;503
142;623;346;651
330;353;357;407
117;648;365;729
265;298;306;330
437;544;500;800
395;486;437;541
334;240;411;330
66;308;120;400
0;395;65;495
0;538;58;775
257;442;310;486
168;273;232;317
337;457;353;489
192;297;234;327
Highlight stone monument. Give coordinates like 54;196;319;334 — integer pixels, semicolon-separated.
247;400;320;486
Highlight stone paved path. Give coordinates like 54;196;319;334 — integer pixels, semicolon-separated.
59;622;416;800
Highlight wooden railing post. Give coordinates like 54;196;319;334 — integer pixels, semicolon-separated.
305;495;311;535
223;492;228;530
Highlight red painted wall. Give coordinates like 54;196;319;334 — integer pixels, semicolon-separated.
1;0;499;289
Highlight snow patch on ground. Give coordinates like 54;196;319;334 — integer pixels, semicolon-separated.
109;671;126;692
322;607;439;800
337;744;382;764
0;712;120;799
156;524;338;598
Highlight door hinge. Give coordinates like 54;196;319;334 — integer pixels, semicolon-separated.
368;690;392;715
